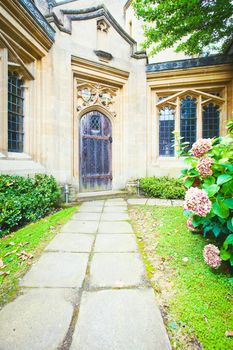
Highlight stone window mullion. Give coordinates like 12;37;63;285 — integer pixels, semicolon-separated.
174;96;180;157
0;48;8;154
197;95;202;139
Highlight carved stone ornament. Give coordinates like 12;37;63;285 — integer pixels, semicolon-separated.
77;81;117;117
97;19;110;33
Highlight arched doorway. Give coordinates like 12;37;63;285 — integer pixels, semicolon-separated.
80;111;112;192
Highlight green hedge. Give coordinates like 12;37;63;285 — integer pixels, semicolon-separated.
140;176;185;199
0;174;61;236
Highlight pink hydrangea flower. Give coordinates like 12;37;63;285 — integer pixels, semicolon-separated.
191;138;212;157
184;187;212;217
203;244;222;269
187;217;198;231
197;156;214;178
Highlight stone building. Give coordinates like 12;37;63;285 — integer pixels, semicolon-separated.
0;0;232;196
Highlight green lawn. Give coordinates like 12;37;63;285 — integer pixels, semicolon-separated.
130;205;233;350
0;206;77;308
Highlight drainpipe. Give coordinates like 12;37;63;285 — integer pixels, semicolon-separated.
64;184;69;204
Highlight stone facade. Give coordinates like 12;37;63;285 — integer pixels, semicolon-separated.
0;0;233;196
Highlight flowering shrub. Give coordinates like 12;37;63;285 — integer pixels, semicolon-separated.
191;138;213;158
186;217;198;232
197;156;214;178
203;244;222;269
181;136;233;271
184;187;212;217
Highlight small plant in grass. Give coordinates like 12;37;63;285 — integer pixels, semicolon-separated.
140;176;185;199
180;135;233;271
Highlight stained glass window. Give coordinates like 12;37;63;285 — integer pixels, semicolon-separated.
159;107;175;156
180;96;197;149
202;103;220;139
8;72;24;152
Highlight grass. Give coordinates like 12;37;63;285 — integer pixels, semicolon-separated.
0;206;78;308
130;205;233;350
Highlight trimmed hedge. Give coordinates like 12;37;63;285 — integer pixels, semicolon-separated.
140;176;185;199
0;174;61;236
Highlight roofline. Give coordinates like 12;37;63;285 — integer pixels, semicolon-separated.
19;0;55;41
50;5;147;60
146;54;233;73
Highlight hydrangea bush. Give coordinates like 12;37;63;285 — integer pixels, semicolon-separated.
181;136;233;271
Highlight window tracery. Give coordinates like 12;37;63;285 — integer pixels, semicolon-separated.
156;89;225;157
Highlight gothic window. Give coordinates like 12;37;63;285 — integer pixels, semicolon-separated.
156;89;224;158
180;96;197;149
8;72;24;152
202;103;220;139
159;107;175;156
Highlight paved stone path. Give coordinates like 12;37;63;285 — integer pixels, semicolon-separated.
0;198;171;350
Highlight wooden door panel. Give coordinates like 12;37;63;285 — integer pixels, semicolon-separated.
80;111;112;192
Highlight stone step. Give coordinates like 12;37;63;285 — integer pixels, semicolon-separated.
77;190;128;202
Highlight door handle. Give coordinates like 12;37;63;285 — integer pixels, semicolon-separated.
109;136;113;143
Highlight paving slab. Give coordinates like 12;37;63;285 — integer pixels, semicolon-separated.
94;234;138;253
154;199;172;206
70;289;171;350
21;252;88;288
147;198;157;206
71;212;102;221
105;198;125;201
101;212;129;221
172;199;184;206
98;221;133;234
45;233;94;253
0;288;75;350
80;201;104;207
103;206;127;213
128;198;148;205
61;220;99;234
79;206;103;213
104;201;127;206
89;253;146;288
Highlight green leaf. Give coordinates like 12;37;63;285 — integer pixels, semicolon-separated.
180;169;188;176
223;234;233;249
217;174;232;185
224;198;233;209
220;164;233;172
202;184;219;197
192;216;203;227
183;210;192;217
184;178;194;188
213;225;221;238
212;200;229;219
220;248;231;261
184;157;194;164
230;255;233;266
227;219;233;232
204;176;215;186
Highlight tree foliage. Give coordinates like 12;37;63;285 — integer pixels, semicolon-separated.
133;0;233;55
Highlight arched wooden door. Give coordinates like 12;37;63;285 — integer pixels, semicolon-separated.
80;111;112;192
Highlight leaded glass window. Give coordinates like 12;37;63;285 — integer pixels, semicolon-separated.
159;107;175;156
90;115;100;132
180;96;197;149
8;72;24;152
202;103;220;139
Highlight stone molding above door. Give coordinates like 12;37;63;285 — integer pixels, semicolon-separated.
76;80;118;118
